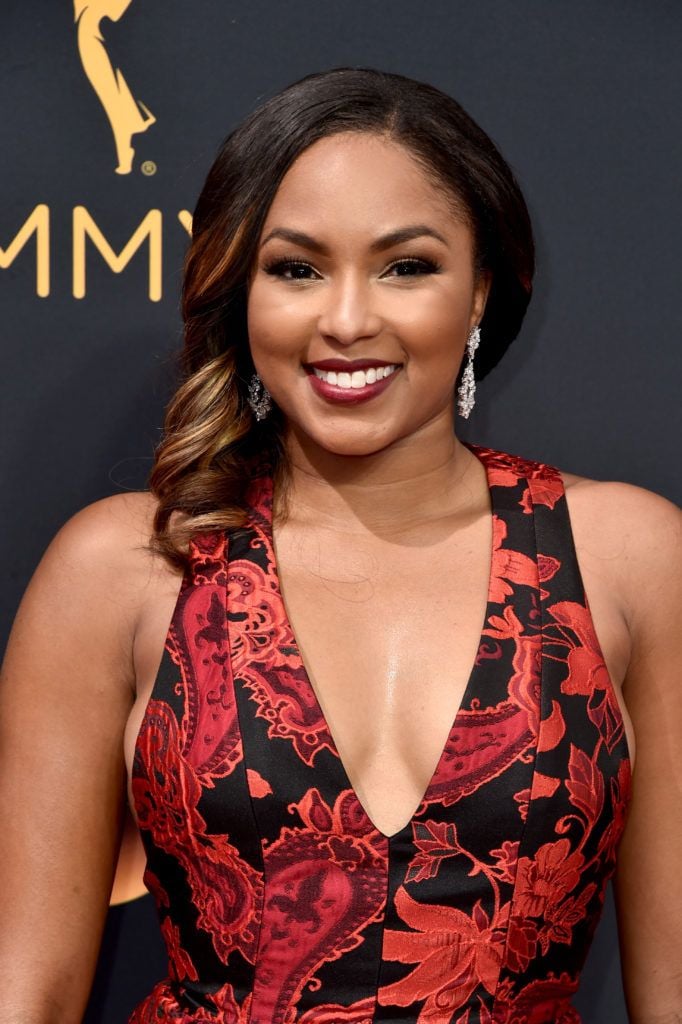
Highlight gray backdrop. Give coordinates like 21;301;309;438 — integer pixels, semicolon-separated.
2;2;680;1021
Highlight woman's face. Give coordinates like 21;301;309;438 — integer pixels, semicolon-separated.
247;131;490;459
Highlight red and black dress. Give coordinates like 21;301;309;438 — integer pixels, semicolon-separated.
130;441;632;1023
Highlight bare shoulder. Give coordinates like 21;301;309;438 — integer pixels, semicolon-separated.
557;467;681;633
16;490;178;656
51;489;159;553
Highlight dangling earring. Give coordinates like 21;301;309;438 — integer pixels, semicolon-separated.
457;325;481;419
247;373;272;421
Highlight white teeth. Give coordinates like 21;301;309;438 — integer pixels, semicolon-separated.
312;364;399;388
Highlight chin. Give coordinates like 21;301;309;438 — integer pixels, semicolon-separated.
304;425;399;459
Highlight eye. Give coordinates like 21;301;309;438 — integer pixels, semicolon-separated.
262;257;319;281
384;256;442;277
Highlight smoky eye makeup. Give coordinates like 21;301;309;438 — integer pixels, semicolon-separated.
261;253;443;280
385;255;443;276
262;255;319;280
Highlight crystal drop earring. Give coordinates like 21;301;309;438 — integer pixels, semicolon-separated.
247;373;272;421
457;325;481;419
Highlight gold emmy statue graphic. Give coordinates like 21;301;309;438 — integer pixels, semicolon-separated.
74;0;156;174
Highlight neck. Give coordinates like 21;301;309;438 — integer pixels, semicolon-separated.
274;414;484;539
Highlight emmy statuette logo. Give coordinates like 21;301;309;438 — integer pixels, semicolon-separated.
74;0;156;174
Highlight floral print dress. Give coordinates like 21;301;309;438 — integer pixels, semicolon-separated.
130;441;632;1024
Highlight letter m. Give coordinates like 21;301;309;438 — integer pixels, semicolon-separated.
73;206;162;301
0;205;50;297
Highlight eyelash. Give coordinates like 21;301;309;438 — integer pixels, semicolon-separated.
262;253;442;281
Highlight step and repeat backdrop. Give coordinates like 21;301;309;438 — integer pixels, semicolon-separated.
1;2;680;1021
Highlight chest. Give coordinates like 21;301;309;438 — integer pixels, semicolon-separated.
271;513;494;837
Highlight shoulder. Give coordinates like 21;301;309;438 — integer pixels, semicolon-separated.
22;490;175;641
556;468;681;636
3;491;175;708
45;490;161;574
556;467;680;566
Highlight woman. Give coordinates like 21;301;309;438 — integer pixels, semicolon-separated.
1;67;679;1024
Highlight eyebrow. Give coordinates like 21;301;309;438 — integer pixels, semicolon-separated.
259;223;449;254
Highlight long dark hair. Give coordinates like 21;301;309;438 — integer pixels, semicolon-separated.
149;66;535;570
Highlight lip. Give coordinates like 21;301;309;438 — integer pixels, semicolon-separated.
305;358;400;371
306;365;401;406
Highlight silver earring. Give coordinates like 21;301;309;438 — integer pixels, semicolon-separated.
457;325;481;419
247;373;272;421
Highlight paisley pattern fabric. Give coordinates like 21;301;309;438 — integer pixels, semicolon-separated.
129;442;632;1023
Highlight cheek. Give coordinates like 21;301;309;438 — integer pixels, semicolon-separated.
246;284;308;362
397;296;470;366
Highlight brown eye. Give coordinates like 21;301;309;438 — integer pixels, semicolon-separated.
263;258;319;280
385;257;442;277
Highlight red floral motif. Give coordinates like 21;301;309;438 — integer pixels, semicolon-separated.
248;788;387;1022
540;882;598;952
484;603;526;642
182;834;263;963
490;515;539;603
133;701;262;965
548;601;612;699
532;772;561;798
490;840;520;884
406;820;464;884
506;917;539;973
298;997;375;1023
514;840;584;923
293;787;381;844
476;446;563;515
247;767;273;797
133;702;206;849
161;916;198;982
525;473;564;512
544;598;629;758
537;554;561;585
226;559;298;672
172;584;244;778
597;759;632;865
227;553;338;767
565;744;604;824
493;973;580;1023
142;868;169;908
428;701;536;807
129;979;248;1023
514;787;531;822
379;885;506;1020
537;700;566;754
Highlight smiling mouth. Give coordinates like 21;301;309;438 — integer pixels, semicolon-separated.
309;364;400;389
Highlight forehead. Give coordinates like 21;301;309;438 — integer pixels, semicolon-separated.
261;132;463;231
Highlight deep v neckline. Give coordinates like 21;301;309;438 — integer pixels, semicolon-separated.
253;441;497;841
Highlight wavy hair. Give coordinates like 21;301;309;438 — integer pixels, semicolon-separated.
149;66;535;570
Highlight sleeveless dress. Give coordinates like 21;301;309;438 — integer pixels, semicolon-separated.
129;442;632;1024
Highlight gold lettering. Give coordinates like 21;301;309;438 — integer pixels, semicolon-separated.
0;204;50;297
177;210;193;236
72;206;162;300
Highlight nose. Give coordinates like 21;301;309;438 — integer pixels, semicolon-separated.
316;270;383;347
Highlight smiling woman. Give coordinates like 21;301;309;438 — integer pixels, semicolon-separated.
1;66;680;1024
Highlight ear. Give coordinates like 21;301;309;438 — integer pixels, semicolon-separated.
471;269;492;328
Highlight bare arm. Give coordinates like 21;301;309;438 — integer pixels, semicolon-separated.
0;493;157;1023
610;484;682;1022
